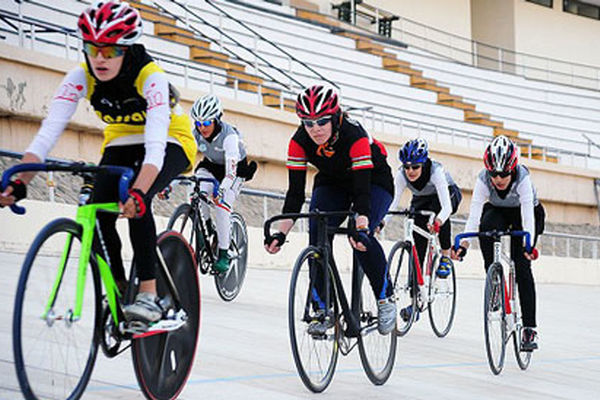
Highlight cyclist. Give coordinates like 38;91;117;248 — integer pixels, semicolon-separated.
264;84;397;335
0;1;197;325
179;94;256;272
451;135;545;351
387;138;461;321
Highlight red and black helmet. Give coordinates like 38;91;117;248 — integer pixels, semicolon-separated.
484;135;518;173
77;1;143;46
295;85;340;119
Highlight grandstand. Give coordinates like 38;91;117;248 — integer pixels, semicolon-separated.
1;0;599;226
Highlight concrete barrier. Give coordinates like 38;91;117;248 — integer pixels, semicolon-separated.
1;200;597;286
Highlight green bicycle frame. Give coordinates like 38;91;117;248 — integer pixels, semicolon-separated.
42;202;123;324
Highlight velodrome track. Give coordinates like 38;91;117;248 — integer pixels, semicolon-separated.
0;251;599;400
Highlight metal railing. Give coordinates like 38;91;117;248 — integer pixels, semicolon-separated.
3;2;600;169
326;0;600;91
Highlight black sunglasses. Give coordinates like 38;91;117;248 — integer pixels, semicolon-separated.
403;163;422;171
490;170;511;178
302;117;331;128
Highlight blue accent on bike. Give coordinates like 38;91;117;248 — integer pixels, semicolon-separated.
454;230;532;254
311;287;326;310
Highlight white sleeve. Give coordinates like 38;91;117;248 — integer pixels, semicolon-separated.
223;133;241;179
463;176;490;241
141;72;170;170
26;67;86;160
431;167;452;224
385;170;407;223
517;175;536;245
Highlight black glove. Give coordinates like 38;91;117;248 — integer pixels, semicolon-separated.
454;245;468;260
265;231;286;248
2;179;27;203
352;226;371;248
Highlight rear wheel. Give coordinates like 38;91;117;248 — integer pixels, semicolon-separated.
214;212;248;301
132;231;200;400
388;241;417;336
13;218;101;400
484;263;507;375
357;268;396;385
428;258;457;337
288;247;339;393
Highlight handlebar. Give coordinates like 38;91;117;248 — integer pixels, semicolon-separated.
172;175;220;198
1;162;133;215
263;210;356;240
454;230;533;254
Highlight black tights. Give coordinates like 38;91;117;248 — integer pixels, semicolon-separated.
92;143;189;281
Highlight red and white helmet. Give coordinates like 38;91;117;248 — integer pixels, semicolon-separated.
78;1;143;46
295;84;340;119
484;135;518;173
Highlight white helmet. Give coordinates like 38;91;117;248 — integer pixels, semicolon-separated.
191;94;223;122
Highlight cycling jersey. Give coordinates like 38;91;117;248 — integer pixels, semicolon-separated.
464;164;538;240
283;115;394;216
389;159;456;224
27;44;196;172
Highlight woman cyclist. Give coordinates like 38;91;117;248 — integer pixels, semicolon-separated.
387;138;461;321
0;1;197;324
183;94;256;272
264;84;397;335
452;135;545;351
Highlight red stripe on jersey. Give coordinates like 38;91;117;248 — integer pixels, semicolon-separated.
287;139;307;170
373;138;388;157
350;137;373;170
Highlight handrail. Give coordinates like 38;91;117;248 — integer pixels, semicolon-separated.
204;0;337;90
160;0;298;90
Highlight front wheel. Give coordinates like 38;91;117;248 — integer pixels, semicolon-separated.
289;247;339;393
132;231;200;400
388;241;417;336
428;257;457;337
357;267;397;385
13;218;101;400
214;212;248;301
484;263;507;375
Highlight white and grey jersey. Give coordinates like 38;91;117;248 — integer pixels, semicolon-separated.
403;161;456;197
195;121;247;165
479;165;539;208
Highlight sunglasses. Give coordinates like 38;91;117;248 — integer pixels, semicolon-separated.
195;120;214;129
403;163;422;171
83;43;127;59
490;170;511;178
302;117;331;128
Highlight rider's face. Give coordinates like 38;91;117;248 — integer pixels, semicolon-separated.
491;174;512;190
86;45;126;82
304;120;332;145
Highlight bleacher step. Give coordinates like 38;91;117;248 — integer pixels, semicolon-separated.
468;118;504;128
155;22;210;48
190;47;245;71
226;70;264;92
493;127;520;138
296;9;336;25
464;110;491;121
130;1;175;25
263;94;295;112
441;100;476;111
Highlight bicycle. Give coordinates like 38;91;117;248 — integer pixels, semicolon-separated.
386;209;457;337
166;175;248;301
264;211;397;393
454;230;535;375
4;162;200;400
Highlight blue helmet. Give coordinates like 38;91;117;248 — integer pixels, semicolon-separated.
399;138;429;164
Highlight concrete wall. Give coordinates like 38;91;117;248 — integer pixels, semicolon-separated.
1;42;599;225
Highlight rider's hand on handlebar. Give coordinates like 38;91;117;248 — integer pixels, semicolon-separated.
427;218;442;233
349;215;370;252
264;232;286;254
0;179;27;207
451;241;469;261
374;219;385;234
524;248;539;261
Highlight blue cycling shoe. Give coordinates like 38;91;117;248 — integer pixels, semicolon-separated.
436;256;452;279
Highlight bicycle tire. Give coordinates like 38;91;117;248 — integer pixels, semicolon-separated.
484;263;507;375
428;258;457;338
288;246;339;393
512;285;532;370
214;212;248;301
167;203;195;245
388;241;417;336
13;218;101;400
132;231;200;400
357;267;397;385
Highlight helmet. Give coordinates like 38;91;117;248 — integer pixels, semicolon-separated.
484;135;518;173
296;85;340;119
78;1;143;46
398;138;429;164
190;94;223;122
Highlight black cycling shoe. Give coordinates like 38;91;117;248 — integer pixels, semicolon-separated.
521;327;538;352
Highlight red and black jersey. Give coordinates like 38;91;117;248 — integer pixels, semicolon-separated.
283;115;393;216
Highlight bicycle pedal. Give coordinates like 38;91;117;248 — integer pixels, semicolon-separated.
123;320;149;335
